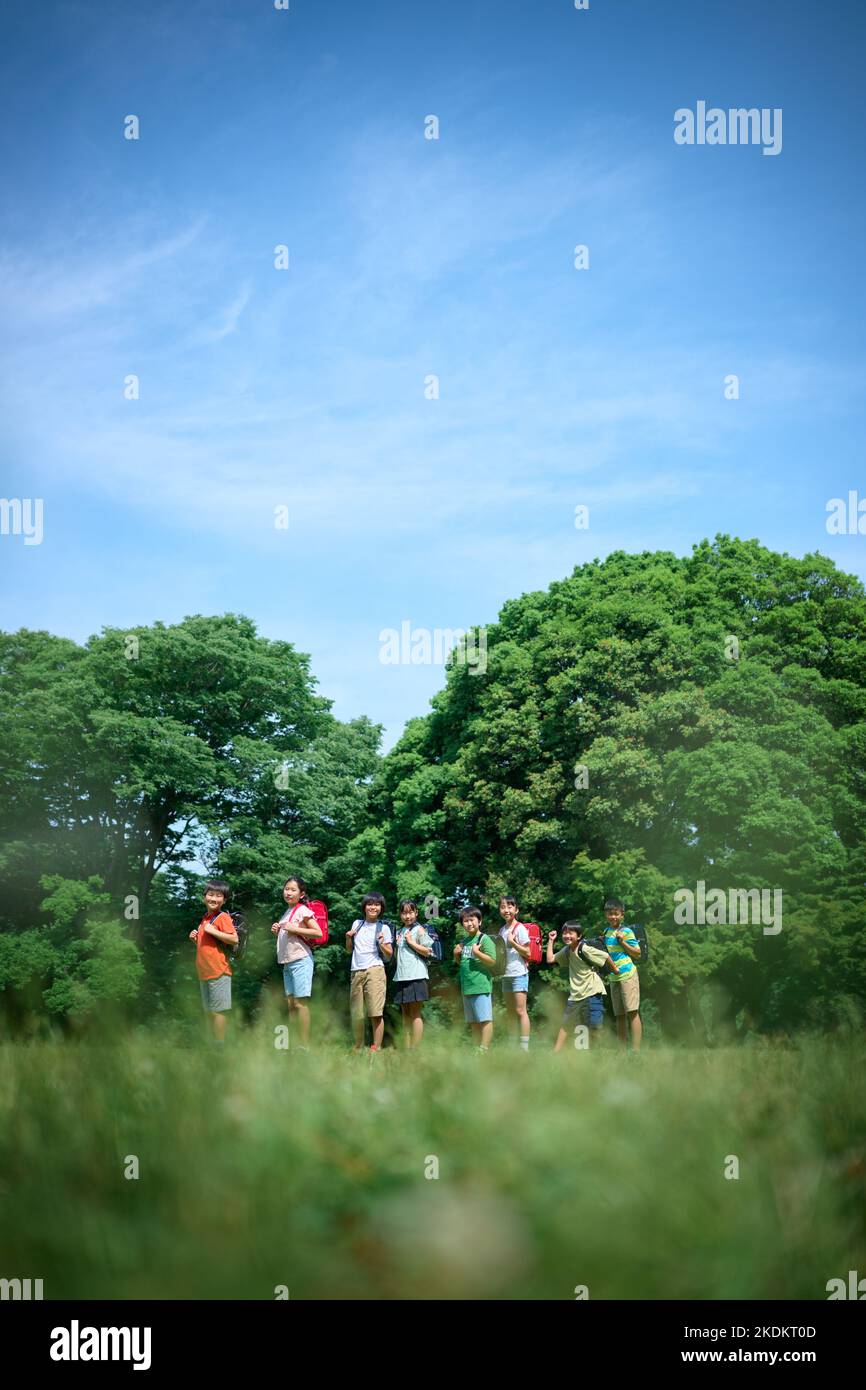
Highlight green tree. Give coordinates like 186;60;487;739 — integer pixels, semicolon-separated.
0;875;144;1030
0;614;382;1022
374;537;866;1035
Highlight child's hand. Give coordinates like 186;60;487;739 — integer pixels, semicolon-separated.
471;942;482;958
615;928;626;942
377;932;387;947
548;929;558;943
189;930;198;941
271;923;281;935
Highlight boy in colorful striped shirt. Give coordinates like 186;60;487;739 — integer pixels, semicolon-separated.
602;896;642;1052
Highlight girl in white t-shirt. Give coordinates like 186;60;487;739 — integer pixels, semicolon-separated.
499;895;532;1051
270;875;322;1049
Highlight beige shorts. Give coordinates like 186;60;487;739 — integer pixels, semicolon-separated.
608;971;640;1016
350;966;387;1019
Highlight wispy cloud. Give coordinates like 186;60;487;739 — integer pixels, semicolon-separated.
193;281;252;344
0;217;208;322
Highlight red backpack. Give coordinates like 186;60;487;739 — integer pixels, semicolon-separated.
306;900;329;947
523;922;543;966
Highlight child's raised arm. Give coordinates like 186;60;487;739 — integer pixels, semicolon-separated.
204;917;237;945
616;927;642;961
546;929;558;964
405;930;433;957
285;920;322;940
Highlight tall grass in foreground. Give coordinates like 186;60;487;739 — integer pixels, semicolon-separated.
1;1028;864;1300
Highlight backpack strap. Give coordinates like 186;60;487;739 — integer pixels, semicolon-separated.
282;903;305;931
577;941;602;969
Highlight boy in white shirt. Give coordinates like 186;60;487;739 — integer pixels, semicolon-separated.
345;891;393;1052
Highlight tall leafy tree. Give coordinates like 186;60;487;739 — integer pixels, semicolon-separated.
374;537;866;1035
0;614;328;923
0;615;381;1022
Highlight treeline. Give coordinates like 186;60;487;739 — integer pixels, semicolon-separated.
2;536;865;1039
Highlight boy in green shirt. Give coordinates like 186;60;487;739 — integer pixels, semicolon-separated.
452;906;497;1052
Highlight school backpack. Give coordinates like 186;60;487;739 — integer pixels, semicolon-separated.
394;923;442;967
306;899;329;948
490;932;509;979
630;923;649;965
523;922;544;967
586;924;649;969
577;938;610;975
424;923;443;963
215;910;248;962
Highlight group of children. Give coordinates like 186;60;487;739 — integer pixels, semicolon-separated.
191;879;644;1053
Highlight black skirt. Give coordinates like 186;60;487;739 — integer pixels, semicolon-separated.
393;978;429;1005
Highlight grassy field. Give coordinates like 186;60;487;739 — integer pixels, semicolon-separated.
1;1021;865;1300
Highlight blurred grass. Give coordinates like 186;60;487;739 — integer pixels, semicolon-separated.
1;1016;865;1299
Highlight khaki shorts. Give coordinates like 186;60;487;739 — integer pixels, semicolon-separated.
608;971;640;1016
350;966;387;1019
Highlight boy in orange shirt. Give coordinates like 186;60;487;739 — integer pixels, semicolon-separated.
189;879;238;1044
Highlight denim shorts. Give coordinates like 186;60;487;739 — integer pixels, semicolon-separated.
283;956;314;999
463;993;493;1024
501;973;529;994
563;993;605;1029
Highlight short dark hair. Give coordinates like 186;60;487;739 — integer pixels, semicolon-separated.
362;892;386;915
398;899;419;913
460;905;483;923
499;895;518;907
603;897;625;912
205;879;231;901
284;875;309;903
562;920;583;937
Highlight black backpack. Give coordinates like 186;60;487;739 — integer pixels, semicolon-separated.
577;939;611;975
626;923;648;965
586;925;648;969
221;910;248;962
425;924;444;963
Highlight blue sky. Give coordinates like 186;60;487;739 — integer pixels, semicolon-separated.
1;0;864;749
